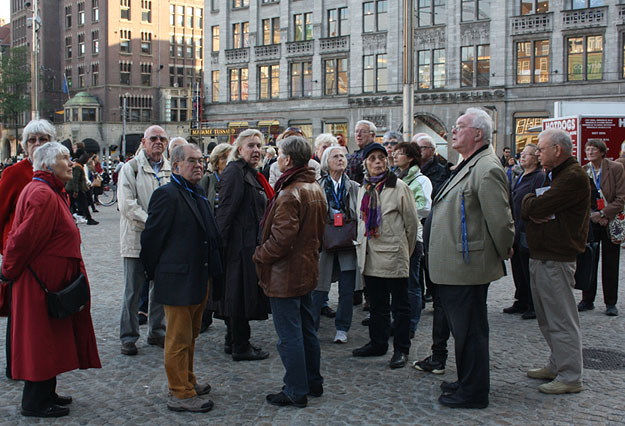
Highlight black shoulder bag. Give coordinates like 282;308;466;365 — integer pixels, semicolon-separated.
28;266;89;319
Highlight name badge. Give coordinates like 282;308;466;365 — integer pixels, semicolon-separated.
334;213;344;227
597;198;605;210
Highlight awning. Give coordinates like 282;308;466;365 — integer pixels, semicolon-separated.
257;120;280;126
228;121;248;127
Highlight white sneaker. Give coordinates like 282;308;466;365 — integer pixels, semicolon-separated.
334;330;348;343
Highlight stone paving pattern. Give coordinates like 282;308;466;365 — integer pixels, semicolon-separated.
1;206;625;425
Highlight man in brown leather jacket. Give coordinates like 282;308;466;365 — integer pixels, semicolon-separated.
253;136;327;409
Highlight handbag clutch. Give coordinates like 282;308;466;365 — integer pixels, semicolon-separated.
28;266;90;319
608;210;625;244
322;219;357;253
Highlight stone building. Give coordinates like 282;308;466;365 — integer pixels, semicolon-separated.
204;0;625;158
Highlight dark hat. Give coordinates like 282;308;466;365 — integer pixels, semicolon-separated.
361;142;388;159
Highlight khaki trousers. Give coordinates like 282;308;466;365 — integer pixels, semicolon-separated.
163;289;208;399
529;259;583;385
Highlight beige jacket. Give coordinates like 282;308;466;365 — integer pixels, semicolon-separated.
428;147;514;285
118;151;171;258
355;174;418;278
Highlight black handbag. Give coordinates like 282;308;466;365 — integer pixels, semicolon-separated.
322;219;357;252
28;266;89;319
574;242;598;291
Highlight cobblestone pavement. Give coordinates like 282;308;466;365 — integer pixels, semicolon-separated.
1;206;625;425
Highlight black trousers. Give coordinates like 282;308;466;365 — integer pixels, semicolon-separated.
438;284;490;401
365;275;411;354
22;376;57;411
225;317;251;353
69;192;92;220
430;283;450;362
510;241;534;311
583;224;620;306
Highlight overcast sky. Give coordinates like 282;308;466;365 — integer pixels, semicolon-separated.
1;3;10;24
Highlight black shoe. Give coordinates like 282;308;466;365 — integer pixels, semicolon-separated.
412;355;445;374
440;381;460;394
361;315;370;326
352;343;387;357
320;306;336;318
86;219;99;225
232;346;270;361
409;330;415;339
147;336;165;348
389;352;408;369
21;404;70;418
121;342;138;355
353;291;363;306
138;312;147;325
423;293;433;303
91;208;99;213
438;392;488;409
606;305;619;316
503;305;525;314
266;391;307;408
521;310;536;320
54;394;73;406
308;383;323;397
577;300;595;312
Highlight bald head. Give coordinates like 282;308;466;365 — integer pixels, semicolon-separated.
142;125;168;162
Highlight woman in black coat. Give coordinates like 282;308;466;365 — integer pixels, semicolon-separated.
214;129;273;361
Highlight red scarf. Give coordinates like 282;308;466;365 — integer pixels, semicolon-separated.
256;172;274;200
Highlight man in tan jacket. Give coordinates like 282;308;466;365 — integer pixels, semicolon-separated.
427;108;514;409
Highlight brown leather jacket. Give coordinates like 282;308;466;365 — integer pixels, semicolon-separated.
253;167;327;298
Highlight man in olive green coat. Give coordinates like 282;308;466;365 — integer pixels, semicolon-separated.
427;108;514;409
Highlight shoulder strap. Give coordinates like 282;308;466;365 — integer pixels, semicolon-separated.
27;266;49;293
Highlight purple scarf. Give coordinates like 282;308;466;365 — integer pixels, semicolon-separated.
360;171;389;239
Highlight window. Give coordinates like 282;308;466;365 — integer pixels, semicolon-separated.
187;7;194;27
417;49;446;89
461;0;490;21
262;17;280;45
186;37;194;58
123;95;152;122
92;30;99;54
324;58;348;95
229;68;249;101
141;0;151;22
170;35;175;57
170;5;175;25
169;66;185;87
91;62;99;86
141;32;152;54
233;22;249;48
212;70;220;102
65;5;72;28
363;54;387;92
78;2;85;25
120;30;131;53
121;0;130;20
65;67;73;90
259;64;279;100
233;0;249;7
327;7;348;37
82;108;96;121
568;0;603;9
516;40;549;84
177;36;184;57
567;35;603;81
92;0;99;22
520;0;548;14
65;36;72;59
290;62;312;97
78;33;85;57
461;44;490;87
170;97;188;122
196;8;203;28
120;61;131;85
515;116;546;151
141;63;152;86
196;38;203;59
177;5;184;26
78;65;85;88
418;0;446;27
363;1;387;32
294;13;313;41
212;26;220;51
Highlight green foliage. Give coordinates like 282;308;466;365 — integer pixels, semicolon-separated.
0;46;31;127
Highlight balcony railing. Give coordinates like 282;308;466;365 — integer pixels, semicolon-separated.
254;44;281;60
510;13;552;35
224;47;249;64
319;35;349;54
286;40;313;57
562;6;607;29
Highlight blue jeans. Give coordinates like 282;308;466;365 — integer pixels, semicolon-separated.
408;242;424;333
269;293;323;400
312;269;356;332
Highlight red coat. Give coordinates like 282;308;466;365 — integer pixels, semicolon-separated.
1;171;101;381
0;159;33;254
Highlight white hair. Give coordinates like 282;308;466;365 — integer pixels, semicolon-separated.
415;135;435;149
21;119;57;151
464;108;493;143
539;129;573;155
320;144;348;172
168;137;188;153
355;120;377;134
33;141;70;171
314;133;338;148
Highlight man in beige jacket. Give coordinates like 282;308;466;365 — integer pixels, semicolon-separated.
427;108;514;409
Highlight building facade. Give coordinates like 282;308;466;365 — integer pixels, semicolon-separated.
203;0;625;158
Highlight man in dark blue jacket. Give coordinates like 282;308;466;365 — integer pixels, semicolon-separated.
141;144;223;413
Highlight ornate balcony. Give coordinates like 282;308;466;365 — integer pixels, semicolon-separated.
319;35;349;54
510;13;552;35
254;44;281;60
286;40;313;57
562;6;607;29
224;47;249;64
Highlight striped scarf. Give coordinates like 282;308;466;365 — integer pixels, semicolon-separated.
360;171;389;239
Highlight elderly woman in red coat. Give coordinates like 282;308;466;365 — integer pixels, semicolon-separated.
0;142;101;418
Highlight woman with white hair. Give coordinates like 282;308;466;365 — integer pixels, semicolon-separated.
213;129;274;361
0;142;101;418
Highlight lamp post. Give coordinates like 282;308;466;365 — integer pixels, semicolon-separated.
29;0;41;120
402;0;414;141
122;93;129;156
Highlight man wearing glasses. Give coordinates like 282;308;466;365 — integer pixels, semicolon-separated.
118;125;172;356
413;135;451;198
383;131;402;173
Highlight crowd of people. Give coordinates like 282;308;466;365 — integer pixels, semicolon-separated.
0;109;623;416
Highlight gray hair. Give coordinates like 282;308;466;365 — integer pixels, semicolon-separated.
383;131;402;142
415;135;435;149
355;120;377;134
229;129;264;162
320;144;347;172
21;119;57;151
278;136;312;168
171;143;201;164
33;141;69;171
265;146;276;157
464;108;493;143
168;137;187;153
314;133;338;148
209;143;234;170
539;129;573;155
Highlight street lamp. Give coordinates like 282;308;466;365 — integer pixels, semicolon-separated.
122;92;129;156
27;0;42;120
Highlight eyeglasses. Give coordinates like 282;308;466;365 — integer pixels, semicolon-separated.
418;145;434;150
148;135;168;143
355;129;373;135
184;157;204;166
451;125;478;133
383;141;398;147
535;144;556;153
27;136;49;145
